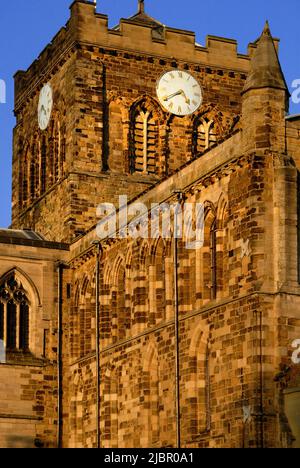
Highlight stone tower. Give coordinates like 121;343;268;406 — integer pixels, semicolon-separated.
1;1;300;449
11;0;248;242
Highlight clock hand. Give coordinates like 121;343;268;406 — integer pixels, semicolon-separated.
163;89;191;105
163;90;184;102
180;90;191;105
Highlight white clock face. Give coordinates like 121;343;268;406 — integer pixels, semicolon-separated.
156;70;202;116
38;83;53;130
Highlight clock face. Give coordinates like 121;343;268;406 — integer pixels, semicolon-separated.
156;70;202;116
38;83;53;130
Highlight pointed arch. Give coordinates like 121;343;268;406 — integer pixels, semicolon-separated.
129;95;165;175
139;239;150;268
77;272;96;358
0;267;41;307
0;268;40;354
111;254;126;288
100;260;113;346
70;280;81;360
191;104;230;157
216;194;229;298
200;202;217;303
103;262;112;289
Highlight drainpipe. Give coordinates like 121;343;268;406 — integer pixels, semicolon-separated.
56;261;69;449
173;191;183;448
92;241;102;449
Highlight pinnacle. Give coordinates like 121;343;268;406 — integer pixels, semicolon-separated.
243;22;288;94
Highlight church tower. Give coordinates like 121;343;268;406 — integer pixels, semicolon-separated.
11;0;248;242
2;0;300;449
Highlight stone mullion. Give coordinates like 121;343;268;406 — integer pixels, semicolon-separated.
16;302;20;350
3;302;7;348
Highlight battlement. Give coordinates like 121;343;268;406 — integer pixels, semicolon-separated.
69;0;252;68
15;0;275;108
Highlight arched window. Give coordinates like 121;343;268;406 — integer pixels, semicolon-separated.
202;208;217;303
115;262;130;341
193;117;217;154
0;272;30;352
79;276;96;358
131;103;158;174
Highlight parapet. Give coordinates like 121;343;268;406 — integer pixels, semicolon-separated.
15;0;282;104
68;1;251;69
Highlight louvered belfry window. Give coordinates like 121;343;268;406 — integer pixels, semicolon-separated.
0;273;29;352
195;118;217;153
133;107;157;174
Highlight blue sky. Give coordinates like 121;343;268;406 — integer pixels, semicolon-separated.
0;0;299;228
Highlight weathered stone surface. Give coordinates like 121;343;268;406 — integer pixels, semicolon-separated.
1;0;300;449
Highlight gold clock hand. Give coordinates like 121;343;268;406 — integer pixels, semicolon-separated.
180;90;191;105
163;90;183;102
